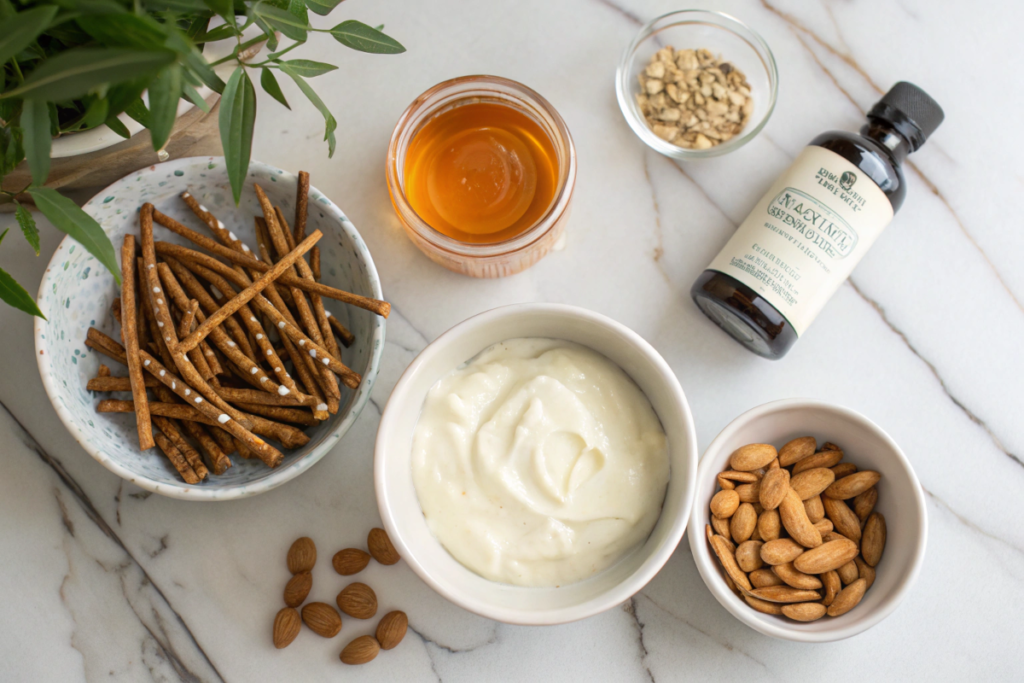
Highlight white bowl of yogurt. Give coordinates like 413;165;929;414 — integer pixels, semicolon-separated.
374;304;698;624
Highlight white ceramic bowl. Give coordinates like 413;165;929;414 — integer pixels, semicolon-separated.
34;157;386;500
375;303;698;625
688;399;927;642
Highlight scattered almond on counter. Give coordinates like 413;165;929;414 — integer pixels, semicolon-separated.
706;437;886;622
340;635;381;665
273;608;301;649
368;528;401;565
337;582;378;620
287;537;317;574
333;548;371;576
284;571;312;608
302;602;343;638
376;611;408;650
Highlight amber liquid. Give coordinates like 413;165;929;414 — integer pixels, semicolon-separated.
403;102;559;244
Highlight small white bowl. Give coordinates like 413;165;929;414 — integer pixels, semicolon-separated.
375;304;698;625
688;399;927;642
34;157;386;500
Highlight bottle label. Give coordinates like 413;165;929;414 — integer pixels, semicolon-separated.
707;146;894;336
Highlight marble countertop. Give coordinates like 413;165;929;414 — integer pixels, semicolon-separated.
1;0;1021;680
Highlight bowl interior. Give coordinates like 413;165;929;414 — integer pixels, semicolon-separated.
690;401;926;641
376;305;697;624
617;11;777;159
34;157;384;499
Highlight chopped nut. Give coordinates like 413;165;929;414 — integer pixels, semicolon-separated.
635;45;752;150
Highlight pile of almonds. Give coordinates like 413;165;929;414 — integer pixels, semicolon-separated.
706;437;887;622
635;46;753;149
272;529;408;664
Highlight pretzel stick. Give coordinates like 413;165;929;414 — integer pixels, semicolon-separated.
153;416;209;481
209;426;237;456
263;205;341;407
87;327;128;364
181;421;231;475
233;402;318;426
178;299;199;339
176;229;323;353
294;170;309;244
97;364;112;378
149;212;389;317
310;247;355;348
119;234;154;450
234;438;253;459
176;298;215;381
97;399;309;449
88;376;158;391
153;432;199;484
213;386;313;406
159;260;280;393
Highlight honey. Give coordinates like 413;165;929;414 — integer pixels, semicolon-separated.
403;102;559;244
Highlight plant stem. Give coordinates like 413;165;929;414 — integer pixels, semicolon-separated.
210;35;266;66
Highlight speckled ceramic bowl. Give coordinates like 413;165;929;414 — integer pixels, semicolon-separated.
33;157;386;500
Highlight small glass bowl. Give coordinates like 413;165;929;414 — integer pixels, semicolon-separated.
615;10;778;160
386;76;576;278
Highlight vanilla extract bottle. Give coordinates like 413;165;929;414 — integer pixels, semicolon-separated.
691;82;943;359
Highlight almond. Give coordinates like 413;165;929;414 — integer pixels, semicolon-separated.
301;602;342;638
781;602;827;622
792;450;843;474
722;572;739;595
717;474;736;490
758;467;789;510
823;497;862;542
340;635;380;665
735;482;760;503
730;503;757;543
768;458;780;470
750;524;763;542
757;509;781;542
861;512;887;567
778;436;816;466
824;471;881;500
709;534;752;591
719;470;759;483
804;494;825;523
283;571;312;608
710;489;740;518
760;538;805;566
822;530;851;544
853;487;878;522
711;514;731;538
705;523;716;546
735;540;764;572
728;443;778;471
821;570;841;606
744;594;783;615
837;560;859;585
333;548;371;576
273;607;301;649
747;586;821;604
855;556;876;589
793;538;859;574
337;582;378;620
830;463;857;478
813;519;834;534
772;562;822;590
820;441;842;452
749;568;784;588
779;489;822;548
827;578;867;616
367;528;401;565
287;537;317;574
789;468;836;500
376;611;408;650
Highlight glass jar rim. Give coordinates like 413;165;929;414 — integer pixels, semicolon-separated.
386;75;577;258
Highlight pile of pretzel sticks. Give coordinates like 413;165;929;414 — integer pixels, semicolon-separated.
84;172;390;483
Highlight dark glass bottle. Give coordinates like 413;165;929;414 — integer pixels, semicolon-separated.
691;82;943;359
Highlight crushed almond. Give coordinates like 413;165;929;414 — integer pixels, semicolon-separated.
635;47;753;149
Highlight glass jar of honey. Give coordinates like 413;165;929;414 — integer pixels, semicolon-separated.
387;76;576;278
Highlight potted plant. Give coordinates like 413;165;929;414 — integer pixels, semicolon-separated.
0;0;404;317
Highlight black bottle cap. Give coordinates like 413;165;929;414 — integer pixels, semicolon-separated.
867;82;944;152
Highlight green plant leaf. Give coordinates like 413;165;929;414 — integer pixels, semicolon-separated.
79;96;109;130
186;15;211;41
259;67;289;109
1;47;176;102
276;59;336;78
124;97;150;127
196;23;240;43
0;264;45;318
20;98;52;186
76;13;167;48
105;78;149;118
280;66;335;157
201;0;235;24
0;5;59;66
305;0;342;17
0;124;25;176
145;0;211;12
329;20;405;54
46;102;60;136
28;187;121;286
182;82;210;112
163;29;226;93
148;64;182;151
14;202;40;255
219;66;256;204
252;2;309;42
287;0;308;23
105;115;131;138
